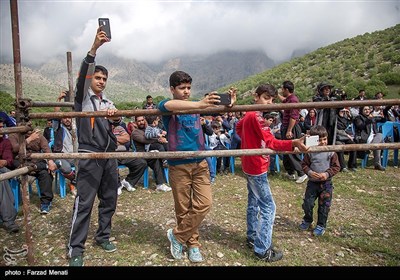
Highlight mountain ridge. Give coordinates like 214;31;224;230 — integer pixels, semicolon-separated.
0;50;275;103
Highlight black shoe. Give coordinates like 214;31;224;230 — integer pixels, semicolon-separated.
374;165;385;171
255;248;283;263
246;238;254;249
2;222;19;233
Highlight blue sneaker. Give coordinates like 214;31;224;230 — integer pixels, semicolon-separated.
188;247;203;263
210;177;216;184
313;225;326;236
40;203;51;214
299;220;311;231
167;229;183;260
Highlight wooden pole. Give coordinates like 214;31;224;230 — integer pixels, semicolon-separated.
10;0;35;265
0;166;35;182
28;98;400;120
28;142;400;160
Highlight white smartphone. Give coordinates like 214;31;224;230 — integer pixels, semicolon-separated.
305;135;319;147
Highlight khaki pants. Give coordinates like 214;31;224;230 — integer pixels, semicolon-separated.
169;160;212;248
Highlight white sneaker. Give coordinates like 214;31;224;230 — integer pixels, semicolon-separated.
117;186;123;196
296;174;308;184
121;179;136;192
156;183;172;192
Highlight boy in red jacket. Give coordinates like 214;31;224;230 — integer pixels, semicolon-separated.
236;84;308;262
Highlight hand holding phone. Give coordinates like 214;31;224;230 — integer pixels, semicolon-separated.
305;135;319;147
98;18;111;40
216;93;231;106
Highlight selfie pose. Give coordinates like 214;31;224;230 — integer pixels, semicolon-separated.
67;26;119;267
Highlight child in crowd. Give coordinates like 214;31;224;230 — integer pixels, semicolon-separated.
299;125;340;236
236;84;308;263
145;115;168;166
159;70;236;263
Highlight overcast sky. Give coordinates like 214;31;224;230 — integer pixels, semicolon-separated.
1;0;399;66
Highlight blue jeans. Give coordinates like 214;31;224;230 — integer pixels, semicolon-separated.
204;145;216;179
246;173;276;256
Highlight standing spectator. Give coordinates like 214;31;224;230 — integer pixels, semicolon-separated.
67;27;119;267
353;89;367;101
299;125;340;236
43;119;54;143
236;84;308;262
0;117;19;233
159;70;236;263
335;108;357;172
314;82;337;145
277;80;308;184
143;95;158;110
143;95;164;130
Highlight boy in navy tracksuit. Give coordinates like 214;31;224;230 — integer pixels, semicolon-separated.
68;27;119;266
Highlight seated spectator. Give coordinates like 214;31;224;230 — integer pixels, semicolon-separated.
131;116;171;192
53;91;77;194
0;111;16;128
111;120;147;195
126;117;137;135
353;106;386;171
304;109;317;134
9;125;57;214
0;117;19;233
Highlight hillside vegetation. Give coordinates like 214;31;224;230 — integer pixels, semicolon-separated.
220;24;400;104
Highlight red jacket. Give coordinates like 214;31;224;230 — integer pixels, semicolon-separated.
236;111;293;175
0;137;13;168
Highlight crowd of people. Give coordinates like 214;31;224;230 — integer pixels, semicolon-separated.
1;26;399;266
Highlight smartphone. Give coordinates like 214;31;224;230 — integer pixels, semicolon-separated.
217;93;231;106
98;18;111;40
305;135;319;147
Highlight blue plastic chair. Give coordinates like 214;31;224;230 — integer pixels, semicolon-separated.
10;178;41;211
378;121;400;167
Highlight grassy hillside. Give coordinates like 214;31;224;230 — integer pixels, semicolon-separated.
220;24;400;104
